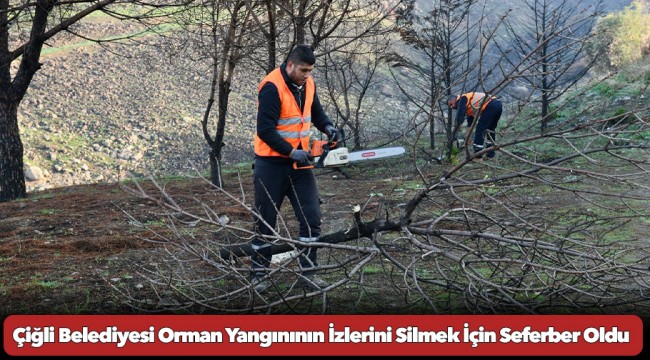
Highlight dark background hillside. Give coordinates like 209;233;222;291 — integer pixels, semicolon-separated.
414;0;630;14
17;0;633;194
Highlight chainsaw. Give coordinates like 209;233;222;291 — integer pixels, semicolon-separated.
293;139;405;169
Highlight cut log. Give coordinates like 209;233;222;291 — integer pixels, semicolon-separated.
219;210;400;260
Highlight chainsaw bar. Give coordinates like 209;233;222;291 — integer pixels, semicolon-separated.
347;147;405;163
312;146;405;167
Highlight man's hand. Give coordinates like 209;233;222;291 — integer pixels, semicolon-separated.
325;125;341;142
290;149;312;166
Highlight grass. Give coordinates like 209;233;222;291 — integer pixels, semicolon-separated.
3;158;649;316
143;219;166;227
631;128;650;141
22;128;99;173
50;288;95;314
34;280;60;289
397;179;426;190
361;265;383;274
592;82;619;97
222;162;254;175
41;17;179;58
23;193;55;201
541;196;646;247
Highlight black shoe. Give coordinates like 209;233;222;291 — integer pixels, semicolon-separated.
298;274;329;290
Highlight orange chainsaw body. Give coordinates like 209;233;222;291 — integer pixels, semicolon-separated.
310;140;330;157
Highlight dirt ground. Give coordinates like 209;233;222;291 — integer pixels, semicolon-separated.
0;161;420;316
2;155;650;317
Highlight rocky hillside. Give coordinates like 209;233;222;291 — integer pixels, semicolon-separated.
18;15;409;193
17;18;246;192
17;1;635;193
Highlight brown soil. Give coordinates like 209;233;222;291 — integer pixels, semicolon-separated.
2;156;649;317
0;161;418;316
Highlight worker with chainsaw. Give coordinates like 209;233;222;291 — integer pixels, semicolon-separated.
448;92;503;160
251;44;340;292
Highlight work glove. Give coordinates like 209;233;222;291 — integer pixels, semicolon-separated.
325;125;341;142
290;149;312;166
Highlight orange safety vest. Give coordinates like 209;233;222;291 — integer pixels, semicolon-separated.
462;92;495;117
254;67;315;157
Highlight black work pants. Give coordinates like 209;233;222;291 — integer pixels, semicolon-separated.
251;158;321;277
472;99;502;158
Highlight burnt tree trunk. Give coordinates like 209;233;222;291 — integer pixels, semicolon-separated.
210;79;231;187
0;103;25;201
0;0;56;201
265;0;277;72
218;209;401;260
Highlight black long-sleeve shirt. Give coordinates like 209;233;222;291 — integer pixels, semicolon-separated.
256;63;333;158
455;96;473;126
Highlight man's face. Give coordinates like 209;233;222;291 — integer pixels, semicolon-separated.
448;97;458;109
286;61;314;86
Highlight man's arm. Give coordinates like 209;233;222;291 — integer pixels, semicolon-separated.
257;82;294;156
455;96;471;126
311;90;334;133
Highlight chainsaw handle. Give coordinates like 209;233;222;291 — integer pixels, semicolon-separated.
298;138;341;170
293;162;314;170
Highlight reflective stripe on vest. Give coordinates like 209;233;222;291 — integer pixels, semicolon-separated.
254;67;315;157
463;92;494;118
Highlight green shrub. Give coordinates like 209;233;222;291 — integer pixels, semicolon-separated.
591;1;650;70
592;82;616;97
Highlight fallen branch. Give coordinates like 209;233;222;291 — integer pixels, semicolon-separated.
219;206;401;259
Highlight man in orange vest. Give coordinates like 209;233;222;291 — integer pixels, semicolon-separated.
447;92;503;160
251;45;340;293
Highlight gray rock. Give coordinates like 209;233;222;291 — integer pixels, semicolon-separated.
25;165;45;181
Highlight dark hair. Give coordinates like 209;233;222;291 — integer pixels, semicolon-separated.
287;44;316;65
447;94;459;103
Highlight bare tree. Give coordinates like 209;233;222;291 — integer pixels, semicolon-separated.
256;1;402;64
322;40;381;150
494;0;603;133
246;0;352;73
387;0;478;160
115;1;650;314
120;97;650;313
170;0;257;187
245;0;281;73
0;0;190;202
